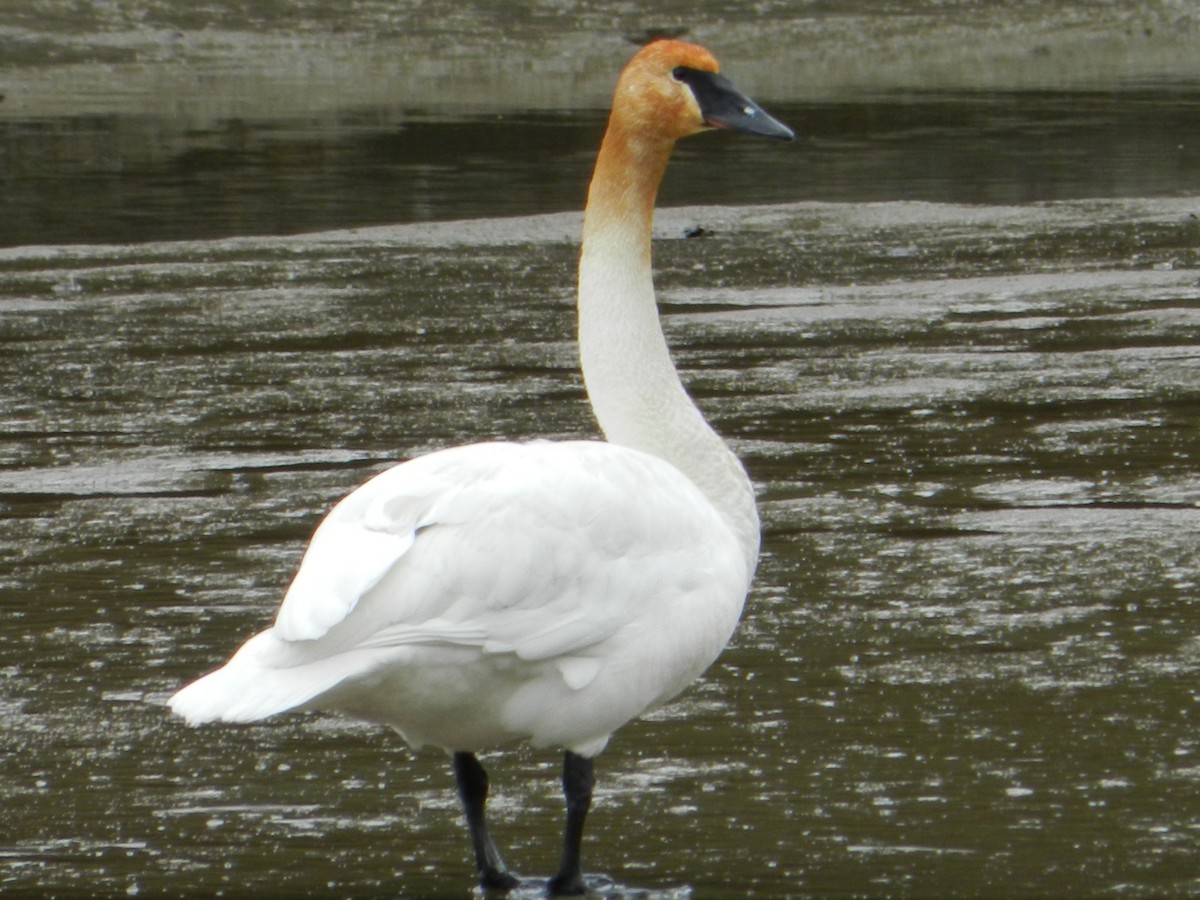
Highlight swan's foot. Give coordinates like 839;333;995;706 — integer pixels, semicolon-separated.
546;871;588;896
454;752;520;894
547;751;596;897
480;866;521;893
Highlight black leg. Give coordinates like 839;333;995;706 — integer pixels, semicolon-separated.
452;751;520;892
547;750;595;896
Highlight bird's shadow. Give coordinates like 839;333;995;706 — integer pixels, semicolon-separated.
477;874;691;900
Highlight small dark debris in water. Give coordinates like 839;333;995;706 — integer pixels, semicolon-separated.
683;226;709;239
626;27;690;46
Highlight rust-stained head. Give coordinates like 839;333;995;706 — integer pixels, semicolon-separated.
609;40;793;144
608;40;720;142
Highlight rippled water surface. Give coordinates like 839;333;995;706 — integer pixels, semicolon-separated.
4;8;1200;896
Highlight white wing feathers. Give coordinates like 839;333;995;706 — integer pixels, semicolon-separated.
171;439;748;730
273;522;416;642
277;440;723;657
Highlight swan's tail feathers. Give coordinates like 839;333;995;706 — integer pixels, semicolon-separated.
168;629;361;726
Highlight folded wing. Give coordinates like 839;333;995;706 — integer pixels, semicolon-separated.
170;439;749;745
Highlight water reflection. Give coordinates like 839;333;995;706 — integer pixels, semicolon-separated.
4;88;1200;247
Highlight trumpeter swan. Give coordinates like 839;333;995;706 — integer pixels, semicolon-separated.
170;38;793;895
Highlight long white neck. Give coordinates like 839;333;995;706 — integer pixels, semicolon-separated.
576;121;760;574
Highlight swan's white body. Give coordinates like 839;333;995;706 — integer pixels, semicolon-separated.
170;37;792;893
171;439;751;756
171;40;793;835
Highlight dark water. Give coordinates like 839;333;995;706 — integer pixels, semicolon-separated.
2;83;1200;897
5;88;1200;247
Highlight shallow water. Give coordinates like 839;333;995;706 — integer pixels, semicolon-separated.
4;6;1200;896
3;188;1200;895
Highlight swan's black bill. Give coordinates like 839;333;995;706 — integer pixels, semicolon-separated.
674;67;795;141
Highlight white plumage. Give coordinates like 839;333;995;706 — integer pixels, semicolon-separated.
169;37;792;894
171;440;749;757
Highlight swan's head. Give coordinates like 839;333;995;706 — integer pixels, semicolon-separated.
614;40;794;144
